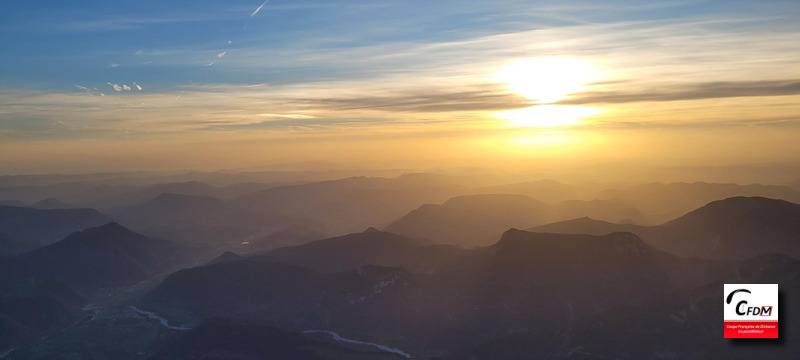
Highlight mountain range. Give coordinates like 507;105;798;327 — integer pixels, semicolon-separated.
137;226;800;359
385;194;650;246
0;206;110;259
3;173;800;359
0;222;179;353
1;222;177;291
531;196;800;259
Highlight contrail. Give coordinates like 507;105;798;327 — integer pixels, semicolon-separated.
251;1;268;17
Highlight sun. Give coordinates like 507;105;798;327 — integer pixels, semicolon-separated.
493;57;601;128
493;57;598;103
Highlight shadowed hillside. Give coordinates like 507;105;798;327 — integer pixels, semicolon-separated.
0;206;111;259
1;222;177;291
532;197;800;259
256;227;462;273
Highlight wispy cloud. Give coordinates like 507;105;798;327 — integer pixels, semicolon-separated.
0;80;512;139
560;80;800;105
312;87;530;113
74;85;105;96
107;82;123;92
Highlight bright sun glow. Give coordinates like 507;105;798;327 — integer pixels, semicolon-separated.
494;57;598;103
493;57;602;128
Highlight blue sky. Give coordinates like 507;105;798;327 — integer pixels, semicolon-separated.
2;0;540;88
5;0;796;89
1;0;800;174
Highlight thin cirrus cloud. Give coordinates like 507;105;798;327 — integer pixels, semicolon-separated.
0;81;528;138
559;80;800;105
43;14;239;33
124;13;800;92
3;78;799;142
304;87;531;113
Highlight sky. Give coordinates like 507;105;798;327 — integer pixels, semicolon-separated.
2;0;800;178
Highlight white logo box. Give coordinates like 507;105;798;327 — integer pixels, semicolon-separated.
724;284;778;321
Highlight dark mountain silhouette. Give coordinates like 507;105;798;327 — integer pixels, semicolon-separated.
257;228;461;273
139;261;417;337
530;216;652;236
31;198;71;209
134;223;800;358
1;222;177;291
150;317;407;360
7;173;800;359
138;230;680;356
0;206;110;258
653;196;800;259
442;230;674;320
531;197;800;260
0;280;85;352
598;181;800;224
233;174;465;235
448;253;800;360
552;199;649;225
386;194;550;246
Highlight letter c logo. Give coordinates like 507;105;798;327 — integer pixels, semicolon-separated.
736;300;748;316
726;289;751;304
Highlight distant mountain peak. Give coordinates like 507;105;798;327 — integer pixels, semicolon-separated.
210;251;243;265
496;228;650;254
3;221;175;290
665;196;800;227
32;197;71;209
503;227;524;236
363;226;381;233
95;221;131;233
653;196;800;259
58;221;151;249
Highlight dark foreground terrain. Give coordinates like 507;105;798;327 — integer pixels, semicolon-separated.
2;174;799;359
